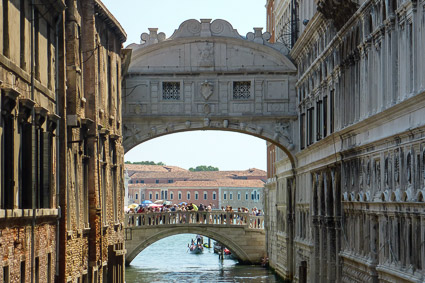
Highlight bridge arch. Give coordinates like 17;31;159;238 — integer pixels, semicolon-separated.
125;226;265;266
122;19;299;166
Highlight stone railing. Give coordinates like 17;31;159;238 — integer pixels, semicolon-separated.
125;211;264;230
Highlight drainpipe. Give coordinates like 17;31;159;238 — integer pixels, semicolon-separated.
30;0;36;282
54;12;62;279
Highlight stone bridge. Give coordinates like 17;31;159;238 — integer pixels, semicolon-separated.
124;211;266;265
122;19;298;163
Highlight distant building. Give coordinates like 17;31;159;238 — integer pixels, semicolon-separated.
125;165;266;210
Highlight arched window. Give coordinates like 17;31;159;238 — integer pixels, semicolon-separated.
238;192;241;200
203;191;207;200
230;193;233;200
187;192;191;200
224;193;227;200
178;191;182;200
246;192;248;200
213;192;216;200
155;193;159;200
170;192;174;200
149;192;152;199
195;191;199;200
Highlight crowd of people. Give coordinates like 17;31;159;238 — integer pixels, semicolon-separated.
126;202;264;228
127;203;263;217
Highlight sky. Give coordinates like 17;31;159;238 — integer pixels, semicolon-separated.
102;0;268;171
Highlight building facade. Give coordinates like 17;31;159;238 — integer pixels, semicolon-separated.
265;0;425;282
0;0;127;282
60;0;127;282
126;165;266;210
0;0;65;281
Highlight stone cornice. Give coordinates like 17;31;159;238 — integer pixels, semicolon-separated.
94;0;127;43
295;90;425;172
292;0;374;87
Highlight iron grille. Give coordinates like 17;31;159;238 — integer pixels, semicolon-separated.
233;81;251;99
162;82;180;100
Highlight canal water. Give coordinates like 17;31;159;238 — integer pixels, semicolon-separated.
125;233;283;283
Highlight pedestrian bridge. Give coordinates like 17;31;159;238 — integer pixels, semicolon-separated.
124;211;266;265
122;19;298;164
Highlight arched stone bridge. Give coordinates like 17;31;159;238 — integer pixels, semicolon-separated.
122;19;298;162
124;211;266;266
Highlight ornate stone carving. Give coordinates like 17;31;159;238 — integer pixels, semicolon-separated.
203;103;211;114
140;28;166;46
199;43;214;67
203;118;210;127
316;0;358;30
200;81;213;100
274;122;294;146
223;120;229;128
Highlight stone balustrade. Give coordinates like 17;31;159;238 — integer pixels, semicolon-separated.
125;211;264;229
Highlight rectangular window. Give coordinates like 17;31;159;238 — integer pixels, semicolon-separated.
135;193;138;200
35;257;39;283
47;25;52;89
223;193;227;200
213;193;216;200
330;90;335;133
238;193;241;200
245;193;248;200
230;193;233;200
41;132;52;208
142;193;145;200
155;180;159;184
162;82;180;100
233;81;251;99
168;180;173;183
141;180;144;184
3;0;9;57
204;193;207;200
34;9;40;80
187;192;190;200
1;104;14;209
307;107;314;146
20;0;26;68
82;135;89;226
101;164;107;225
74;154;80;227
47;254;52;283
108;55;112;114
323;96;328;137
316;100;323;141
300;113;306;150
3;266;9;283
20;122;33;209
20;262;25;283
98;46;102;107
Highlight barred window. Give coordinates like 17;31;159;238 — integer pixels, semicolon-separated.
233;81;251;99
162;82;180;100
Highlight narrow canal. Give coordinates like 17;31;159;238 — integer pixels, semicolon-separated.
125;233;283;282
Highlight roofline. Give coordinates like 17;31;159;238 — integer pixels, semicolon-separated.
94;0;127;43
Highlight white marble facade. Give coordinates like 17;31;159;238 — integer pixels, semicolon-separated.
266;0;425;282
